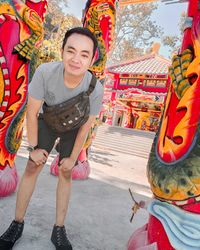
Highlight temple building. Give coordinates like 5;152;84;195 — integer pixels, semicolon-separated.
100;50;171;132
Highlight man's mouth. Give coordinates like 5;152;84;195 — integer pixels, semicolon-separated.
69;65;80;70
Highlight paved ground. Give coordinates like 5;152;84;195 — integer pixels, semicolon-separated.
0;139;152;250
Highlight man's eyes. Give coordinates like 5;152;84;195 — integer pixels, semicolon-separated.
66;50;89;58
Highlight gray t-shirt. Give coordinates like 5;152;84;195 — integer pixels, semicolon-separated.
28;61;104;116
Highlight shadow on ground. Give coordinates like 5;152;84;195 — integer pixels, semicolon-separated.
89;149;118;167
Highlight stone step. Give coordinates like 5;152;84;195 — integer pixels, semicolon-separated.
92;124;155;158
94;135;153;145
93;138;153;149
96;125;155;138
92;144;151;158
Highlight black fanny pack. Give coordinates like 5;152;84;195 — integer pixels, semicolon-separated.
42;73;97;133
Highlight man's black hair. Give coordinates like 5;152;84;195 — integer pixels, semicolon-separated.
62;27;98;58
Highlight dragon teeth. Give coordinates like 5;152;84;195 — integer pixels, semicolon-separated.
195;195;200;201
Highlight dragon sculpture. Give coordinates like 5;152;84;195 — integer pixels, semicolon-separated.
77;0;117;178
82;0;117;79
0;0;47;197
128;0;200;249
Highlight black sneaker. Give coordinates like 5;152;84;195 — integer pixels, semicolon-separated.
51;225;72;250
0;220;24;250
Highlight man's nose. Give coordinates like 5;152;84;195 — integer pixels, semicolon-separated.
71;53;79;62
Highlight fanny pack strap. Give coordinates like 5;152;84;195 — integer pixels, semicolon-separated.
86;73;97;96
43;72;97;109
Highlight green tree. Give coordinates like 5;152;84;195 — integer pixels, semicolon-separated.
115;39;144;61
42;0;81;59
162;11;186;55
44;0;69;40
107;3;163;65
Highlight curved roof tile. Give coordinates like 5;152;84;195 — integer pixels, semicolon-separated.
107;54;171;75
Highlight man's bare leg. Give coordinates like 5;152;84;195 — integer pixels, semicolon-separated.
15;159;44;222
51;168;72;249
55;169;72;226
0;160;44;249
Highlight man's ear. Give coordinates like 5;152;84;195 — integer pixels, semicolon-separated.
90;57;96;67
61;48;63;59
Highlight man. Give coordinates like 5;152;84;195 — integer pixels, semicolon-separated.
0;27;104;250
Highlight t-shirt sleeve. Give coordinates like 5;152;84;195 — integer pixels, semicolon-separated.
28;66;45;100
89;81;104;116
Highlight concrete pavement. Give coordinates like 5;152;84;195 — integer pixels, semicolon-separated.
0;136;153;250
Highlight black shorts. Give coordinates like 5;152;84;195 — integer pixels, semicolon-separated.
37;115;79;161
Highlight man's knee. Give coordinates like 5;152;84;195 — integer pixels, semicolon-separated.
24;160;42;176
59;168;72;180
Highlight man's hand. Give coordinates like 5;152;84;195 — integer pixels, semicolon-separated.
59;157;76;173
29;149;48;166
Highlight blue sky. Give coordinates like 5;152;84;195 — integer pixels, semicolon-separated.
66;0;188;58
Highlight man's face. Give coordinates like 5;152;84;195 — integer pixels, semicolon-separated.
62;33;95;77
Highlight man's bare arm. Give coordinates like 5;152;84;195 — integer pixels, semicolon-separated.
26;95;43;147
26;96;48;165
70;115;96;162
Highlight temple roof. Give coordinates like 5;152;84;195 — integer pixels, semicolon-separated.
107;53;171;75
